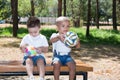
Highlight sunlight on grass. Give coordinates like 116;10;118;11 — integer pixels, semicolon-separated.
0;26;120;46
0;27;12;37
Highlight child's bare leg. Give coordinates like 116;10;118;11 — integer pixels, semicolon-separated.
37;59;45;78
26;58;34;77
53;61;61;80
66;62;76;80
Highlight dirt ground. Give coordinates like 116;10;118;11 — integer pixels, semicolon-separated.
0;37;120;80
0;24;120;80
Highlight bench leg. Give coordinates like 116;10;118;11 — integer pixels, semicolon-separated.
74;74;76;80
83;72;88;80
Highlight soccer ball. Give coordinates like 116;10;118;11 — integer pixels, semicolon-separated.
64;31;78;47
25;46;37;57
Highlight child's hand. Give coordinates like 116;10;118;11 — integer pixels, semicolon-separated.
20;44;28;53
58;34;65;42
35;47;42;54
75;39;80;48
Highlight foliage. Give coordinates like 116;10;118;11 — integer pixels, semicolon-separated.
0;26;120;46
18;0;48;17
18;0;57;17
34;0;48;16
0;0;119;24
99;0;112;21
46;0;58;17
66;0;113;26
18;0;31;17
0;0;11;19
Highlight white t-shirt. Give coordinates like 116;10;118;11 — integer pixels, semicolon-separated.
20;34;49;48
50;33;71;53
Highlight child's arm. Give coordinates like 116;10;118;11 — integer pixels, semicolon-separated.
20;44;28;53
75;39;80;49
50;34;65;43
36;46;48;53
50;35;60;43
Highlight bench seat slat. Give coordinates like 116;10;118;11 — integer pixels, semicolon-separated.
0;65;93;72
0;60;93;73
0;60;85;65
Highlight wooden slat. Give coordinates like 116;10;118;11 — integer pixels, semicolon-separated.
0;60;22;65
0;59;52;65
0;60;93;73
0;60;88;66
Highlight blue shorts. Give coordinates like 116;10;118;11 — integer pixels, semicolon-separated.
23;54;46;66
52;50;75;65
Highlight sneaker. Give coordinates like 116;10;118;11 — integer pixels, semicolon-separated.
28;76;35;80
39;77;44;80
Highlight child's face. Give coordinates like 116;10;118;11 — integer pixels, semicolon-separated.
28;26;40;37
57;21;70;34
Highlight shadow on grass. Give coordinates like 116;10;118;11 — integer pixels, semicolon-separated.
1;41;20;48
71;44;120;62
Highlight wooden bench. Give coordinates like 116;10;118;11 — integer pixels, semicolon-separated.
0;59;93;80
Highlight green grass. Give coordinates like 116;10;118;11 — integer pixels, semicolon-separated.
0;26;120;46
71;27;120;46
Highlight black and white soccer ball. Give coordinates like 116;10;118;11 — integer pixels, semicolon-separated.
64;31;78;47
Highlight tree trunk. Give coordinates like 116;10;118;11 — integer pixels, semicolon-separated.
70;0;74;17
112;0;117;30
70;0;75;26
70;0;80;27
86;0;91;37
96;0;99;29
64;0;66;16
58;0;62;17
11;0;18;37
73;19;80;27
70;0;74;21
74;0;81;27
31;0;35;16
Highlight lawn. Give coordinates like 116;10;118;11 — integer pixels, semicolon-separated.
0;26;120;47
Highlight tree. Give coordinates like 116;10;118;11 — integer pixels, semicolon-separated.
112;0;117;30
30;0;35;16
58;0;62;17
11;0;18;37
116;0;120;24
70;0;74;17
69;0;82;27
86;0;91;37
64;0;66;16
74;0;81;27
96;0;99;29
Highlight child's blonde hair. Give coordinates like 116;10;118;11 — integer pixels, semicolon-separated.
56;16;70;26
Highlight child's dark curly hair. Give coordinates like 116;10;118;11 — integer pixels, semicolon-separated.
27;16;40;28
